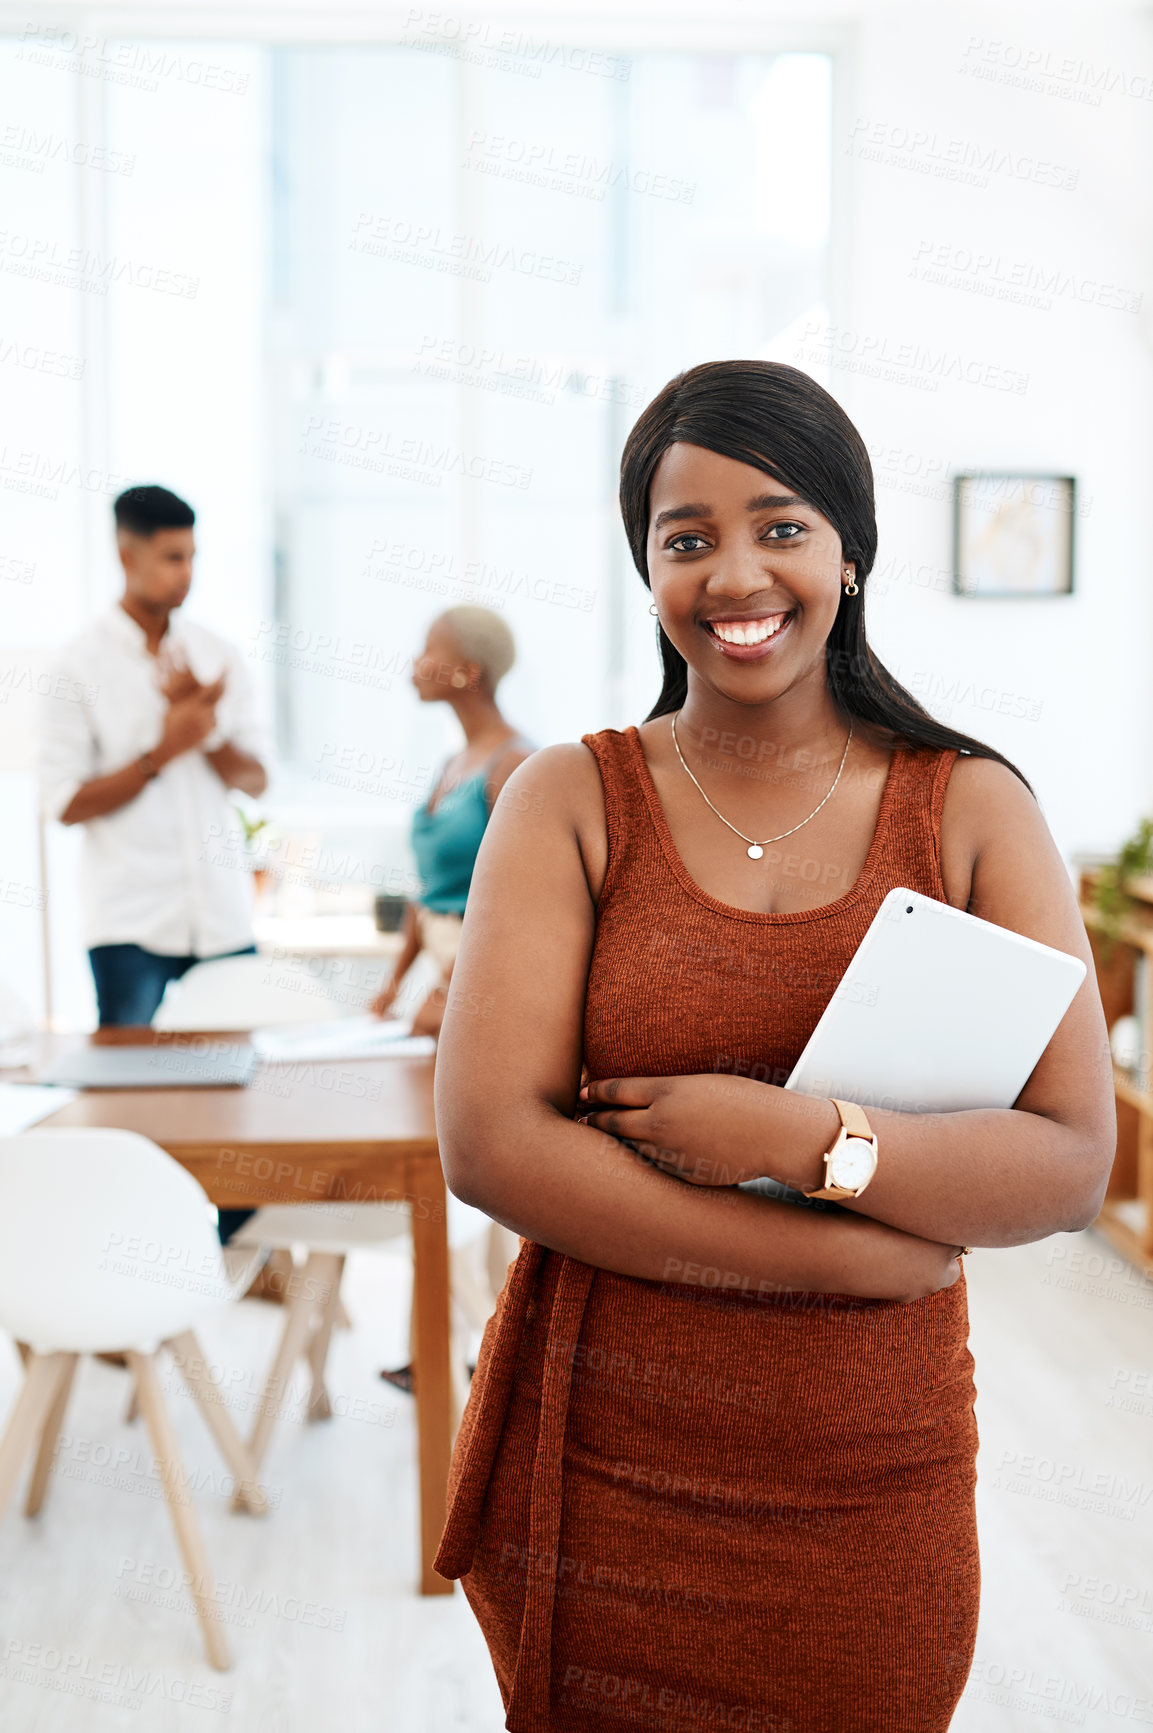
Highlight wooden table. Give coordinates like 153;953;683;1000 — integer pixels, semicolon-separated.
27;1031;453;1596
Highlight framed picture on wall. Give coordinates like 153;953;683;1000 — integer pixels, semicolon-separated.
953;473;1075;597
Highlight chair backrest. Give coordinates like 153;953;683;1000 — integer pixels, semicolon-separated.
0;1129;233;1353
153;954;344;1030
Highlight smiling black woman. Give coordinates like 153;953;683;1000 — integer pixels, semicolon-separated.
431;360;1114;1733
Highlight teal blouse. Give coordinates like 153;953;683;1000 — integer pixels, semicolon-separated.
411;739;530;914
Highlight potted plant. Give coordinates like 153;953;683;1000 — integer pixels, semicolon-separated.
1091;817;1153;960
233;804;275;899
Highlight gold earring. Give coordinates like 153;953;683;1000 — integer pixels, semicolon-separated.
843;567;859;597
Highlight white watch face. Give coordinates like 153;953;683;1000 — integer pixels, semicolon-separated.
830;1136;876;1191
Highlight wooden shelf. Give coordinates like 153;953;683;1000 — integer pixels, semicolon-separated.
1080;901;1153;958
1113;1066;1150;1115
1080;868;1153;1277
1093;1201;1153;1282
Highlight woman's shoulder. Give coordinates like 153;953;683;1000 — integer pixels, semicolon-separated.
940;751;1040;831
495;740;610;815
493;740;616;895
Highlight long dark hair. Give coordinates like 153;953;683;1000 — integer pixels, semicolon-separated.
619;359;1033;792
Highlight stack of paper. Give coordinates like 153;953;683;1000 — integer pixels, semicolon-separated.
0;1083;78;1135
250;1017;436;1063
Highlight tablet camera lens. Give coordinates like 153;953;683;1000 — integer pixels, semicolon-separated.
906;905;913;913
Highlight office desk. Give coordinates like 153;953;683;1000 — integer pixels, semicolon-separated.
28;1031;452;1596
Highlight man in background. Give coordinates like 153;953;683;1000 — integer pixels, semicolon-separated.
40;484;270;1027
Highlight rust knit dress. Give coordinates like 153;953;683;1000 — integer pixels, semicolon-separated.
435;727;980;1733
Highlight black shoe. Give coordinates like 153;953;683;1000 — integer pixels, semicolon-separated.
379;1364;414;1394
378;1361;476;1394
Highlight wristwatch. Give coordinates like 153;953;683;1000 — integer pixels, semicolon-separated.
803;1098;879;1201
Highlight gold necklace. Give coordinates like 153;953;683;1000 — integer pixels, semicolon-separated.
670;712;854;860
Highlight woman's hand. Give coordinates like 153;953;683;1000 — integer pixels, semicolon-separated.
855;1221;966;1301
369;979;400;1019
579;1072;813;1187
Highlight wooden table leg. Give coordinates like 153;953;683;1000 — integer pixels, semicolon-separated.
408;1152;453;1596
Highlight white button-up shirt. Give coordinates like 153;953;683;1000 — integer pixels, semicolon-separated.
39;605;272;956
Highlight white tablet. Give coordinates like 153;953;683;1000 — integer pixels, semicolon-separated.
781;886;1086;1115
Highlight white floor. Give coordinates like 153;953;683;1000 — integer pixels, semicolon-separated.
0;1230;1149;1733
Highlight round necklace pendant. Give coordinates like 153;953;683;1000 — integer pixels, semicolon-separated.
747;844;764;860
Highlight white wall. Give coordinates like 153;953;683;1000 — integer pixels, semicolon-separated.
825;2;1153;864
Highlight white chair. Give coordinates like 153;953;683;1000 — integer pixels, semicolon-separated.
0;1130;271;1670
154;953;346;1031
152;956;410;1455
225;1194;514;1482
155;952;513;1476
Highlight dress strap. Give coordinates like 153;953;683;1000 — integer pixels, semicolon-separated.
890;745;960;903
580;727;667;909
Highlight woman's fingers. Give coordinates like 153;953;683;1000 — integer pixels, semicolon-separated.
581;1075;659;1108
582;1106;648;1139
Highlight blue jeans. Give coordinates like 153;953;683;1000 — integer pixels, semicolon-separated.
88;941;258;1026
87;941;258;1243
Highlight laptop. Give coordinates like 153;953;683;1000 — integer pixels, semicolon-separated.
38;1043;256;1090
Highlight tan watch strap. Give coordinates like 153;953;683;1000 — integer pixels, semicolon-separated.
801;1097;878;1201
830;1098;874;1140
